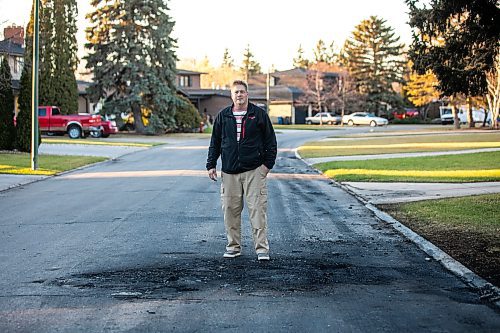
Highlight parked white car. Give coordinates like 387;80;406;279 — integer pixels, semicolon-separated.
305;112;342;125
342;112;389;127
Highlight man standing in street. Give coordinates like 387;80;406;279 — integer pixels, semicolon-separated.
206;80;277;261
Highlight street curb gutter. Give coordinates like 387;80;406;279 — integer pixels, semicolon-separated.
295;148;500;309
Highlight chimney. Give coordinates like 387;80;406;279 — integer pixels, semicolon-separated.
4;25;24;46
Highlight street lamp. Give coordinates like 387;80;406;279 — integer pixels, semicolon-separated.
31;0;40;170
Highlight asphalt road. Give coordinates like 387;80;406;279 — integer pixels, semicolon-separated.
0;128;499;332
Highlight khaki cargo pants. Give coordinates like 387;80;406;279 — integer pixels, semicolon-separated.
221;165;269;254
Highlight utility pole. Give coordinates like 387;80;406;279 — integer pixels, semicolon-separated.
266;69;270;113
31;0;40;170
339;76;345;127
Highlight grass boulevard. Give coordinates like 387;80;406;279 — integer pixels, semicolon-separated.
298;130;500;287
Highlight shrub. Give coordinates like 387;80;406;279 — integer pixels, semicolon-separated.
174;96;202;132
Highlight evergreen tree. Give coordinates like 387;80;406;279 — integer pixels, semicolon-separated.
0;57;16;150
313;39;328;63
406;0;500;97
222;48;234;68
86;0;182;133
343;16;405;114
16;4;41;152
240;44;261;81
52;0;79;114
39;0;55;106
293;44;309;68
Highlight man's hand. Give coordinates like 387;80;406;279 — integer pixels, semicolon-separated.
260;164;270;176
208;168;218;181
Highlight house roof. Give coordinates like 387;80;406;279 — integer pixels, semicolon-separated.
180;88;231;98
0;39;24;56
249;85;304;103
177;69;206;75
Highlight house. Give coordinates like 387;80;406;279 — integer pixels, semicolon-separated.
175;69;233;121
0;25;25;115
248;68;340;124
248;85;306;124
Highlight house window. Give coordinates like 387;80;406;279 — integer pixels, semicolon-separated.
179;75;191;87
13;57;18;73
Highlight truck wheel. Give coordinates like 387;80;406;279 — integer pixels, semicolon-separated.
68;125;82;139
90;129;102;138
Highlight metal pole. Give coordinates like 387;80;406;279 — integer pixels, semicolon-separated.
266;69;270;113
340;77;345;127
31;0;40;170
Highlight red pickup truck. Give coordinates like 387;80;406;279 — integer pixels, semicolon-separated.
38;106;102;139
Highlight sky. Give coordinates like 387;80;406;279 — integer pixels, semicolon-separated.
1;0;414;72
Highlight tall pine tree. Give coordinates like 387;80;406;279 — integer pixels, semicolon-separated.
343;16;405;114
16;4;41;152
0;57;16;150
39;0;55;106
313;39;328;63
240;44;261;82
86;0;182;133
293;44;309;69
52;0;79;114
222;48;234;68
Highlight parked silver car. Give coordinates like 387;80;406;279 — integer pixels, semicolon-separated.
342;112;389;127
305;112;342;125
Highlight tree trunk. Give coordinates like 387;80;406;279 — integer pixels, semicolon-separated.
452;106;460;129
132;103;146;134
482;110;488;127
467;99;474;128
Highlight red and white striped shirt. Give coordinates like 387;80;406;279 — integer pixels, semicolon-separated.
233;109;247;142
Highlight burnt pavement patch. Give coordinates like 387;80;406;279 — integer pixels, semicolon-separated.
47;252;431;300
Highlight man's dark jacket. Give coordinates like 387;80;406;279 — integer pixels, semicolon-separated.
206;102;277;174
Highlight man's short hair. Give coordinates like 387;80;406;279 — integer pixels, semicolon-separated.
231;80;248;91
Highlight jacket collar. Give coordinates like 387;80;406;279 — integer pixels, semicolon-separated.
223;102;257;117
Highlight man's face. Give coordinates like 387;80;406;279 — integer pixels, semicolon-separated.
231;84;248;108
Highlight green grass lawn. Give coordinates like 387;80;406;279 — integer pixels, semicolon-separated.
0;153;107;175
299;132;500;158
315;151;500;182
380;193;500;286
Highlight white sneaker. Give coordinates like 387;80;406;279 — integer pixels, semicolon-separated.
257;253;270;261
223;250;241;258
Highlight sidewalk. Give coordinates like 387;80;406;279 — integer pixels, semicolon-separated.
342;181;500;204
304;147;500;164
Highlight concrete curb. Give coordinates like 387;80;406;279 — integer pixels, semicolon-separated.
295;149;500;308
